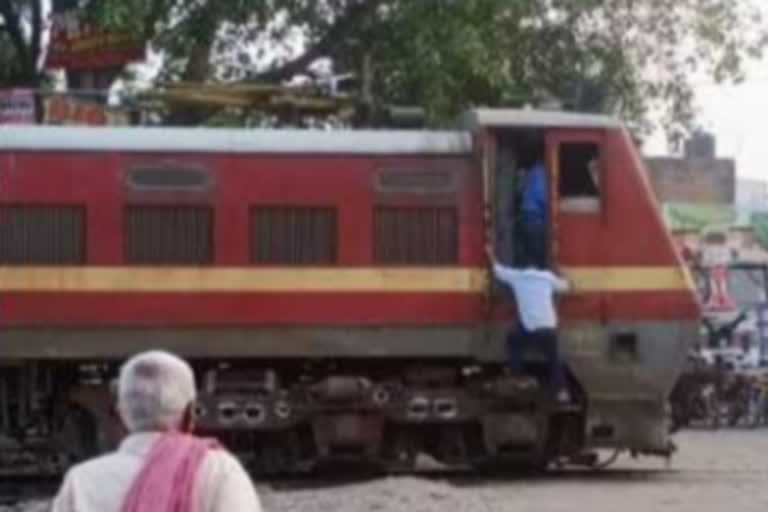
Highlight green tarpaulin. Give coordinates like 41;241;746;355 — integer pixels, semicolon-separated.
662;202;749;231
662;202;768;249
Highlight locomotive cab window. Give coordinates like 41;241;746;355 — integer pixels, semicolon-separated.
558;143;601;213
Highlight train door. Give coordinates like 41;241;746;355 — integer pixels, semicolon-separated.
478;127;548;361
547;130;605;266
489;128;547;266
546;130;604;313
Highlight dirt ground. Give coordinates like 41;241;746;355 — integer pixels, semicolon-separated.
260;430;768;512
7;430;768;511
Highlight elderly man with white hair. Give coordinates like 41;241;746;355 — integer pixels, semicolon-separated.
52;350;262;512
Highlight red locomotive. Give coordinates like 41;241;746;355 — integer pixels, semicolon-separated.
0;109;699;473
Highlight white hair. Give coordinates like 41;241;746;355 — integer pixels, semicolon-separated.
117;350;196;432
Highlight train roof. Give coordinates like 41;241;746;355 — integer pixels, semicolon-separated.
459;108;622;129
0;109;621;154
0;125;472;154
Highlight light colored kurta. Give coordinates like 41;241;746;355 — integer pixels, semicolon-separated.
51;432;262;512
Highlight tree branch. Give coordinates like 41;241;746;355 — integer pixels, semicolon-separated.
31;0;42;69
164;7;218;125
0;0;31;77
142;0;172;42
251;0;382;82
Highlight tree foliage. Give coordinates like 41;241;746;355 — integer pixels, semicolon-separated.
0;0;45;86
2;0;766;143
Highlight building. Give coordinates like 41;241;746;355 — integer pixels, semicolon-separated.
644;132;735;204
649;134;768;361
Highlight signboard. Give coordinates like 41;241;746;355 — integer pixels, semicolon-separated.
44;95;129;126
46;9;144;70
0;89;36;124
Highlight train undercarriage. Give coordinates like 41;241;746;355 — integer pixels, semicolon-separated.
0;358;638;476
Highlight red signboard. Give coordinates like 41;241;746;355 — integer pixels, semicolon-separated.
44;95;129;125
46;9;145;70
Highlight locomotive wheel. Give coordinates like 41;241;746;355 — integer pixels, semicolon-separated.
250;431;303;477
382;428;419;474
53;403;101;464
476;447;550;475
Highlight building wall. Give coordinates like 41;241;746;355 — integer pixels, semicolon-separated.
644;156;735;204
643;131;735;204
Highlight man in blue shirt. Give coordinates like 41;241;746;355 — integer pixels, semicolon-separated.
519;155;548;267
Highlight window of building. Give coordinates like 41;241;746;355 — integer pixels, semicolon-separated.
374;206;458;264
558;143;601;212
0;205;85;264
250;206;337;264
125;205;212;264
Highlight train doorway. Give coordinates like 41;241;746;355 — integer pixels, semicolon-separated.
492;128;548;267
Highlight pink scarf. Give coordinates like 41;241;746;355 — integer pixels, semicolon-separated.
121;433;220;512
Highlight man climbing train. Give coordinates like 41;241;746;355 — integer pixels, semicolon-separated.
487;245;571;403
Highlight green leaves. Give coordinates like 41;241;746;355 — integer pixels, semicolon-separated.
1;0;764;139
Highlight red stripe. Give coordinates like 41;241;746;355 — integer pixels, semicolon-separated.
0;292;484;326
599;291;700;320
1;289;698;327
493;291;699;323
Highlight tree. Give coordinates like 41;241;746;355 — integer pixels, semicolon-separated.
4;0;766;142
0;0;45;87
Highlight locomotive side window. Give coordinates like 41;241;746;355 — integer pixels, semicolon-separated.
374;206;458;265
250;206;337;264
375;169;457;194
126;165;211;190
0;205;85;264
558;143;601;211
124;205;212;264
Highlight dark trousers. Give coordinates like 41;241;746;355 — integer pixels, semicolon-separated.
520;218;547;268
506;326;566;393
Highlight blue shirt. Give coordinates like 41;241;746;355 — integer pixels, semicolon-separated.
520;162;547;222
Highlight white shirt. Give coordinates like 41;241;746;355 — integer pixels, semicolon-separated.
51;432;262;512
492;262;569;331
